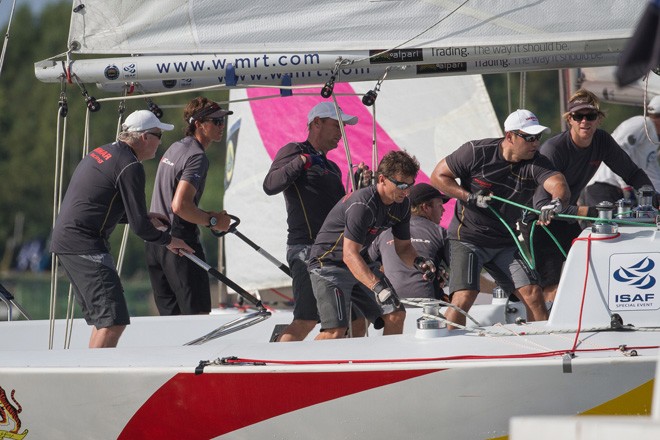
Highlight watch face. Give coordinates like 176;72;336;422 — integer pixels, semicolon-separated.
209;216;217;226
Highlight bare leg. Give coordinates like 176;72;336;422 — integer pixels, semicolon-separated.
514;284;549;321
381;310;406;335
543;284;558;303
89;325;125;348
349;317;368;337
277;319;317;342
444;290;479;330
314;327;347;340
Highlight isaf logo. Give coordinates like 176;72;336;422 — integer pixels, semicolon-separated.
609;255;659;311
613;257;656;289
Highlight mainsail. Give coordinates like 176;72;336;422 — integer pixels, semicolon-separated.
224;75;501;291
36;1;646;89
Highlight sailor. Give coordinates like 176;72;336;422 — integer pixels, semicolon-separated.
582;94;660;205
51;110;193;348
263;102;373;341
145;97;233;316
431;109;569;329
522;89;657;304
368;183;450;301
309;150;436;338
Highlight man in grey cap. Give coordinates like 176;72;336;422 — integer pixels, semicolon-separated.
368;183;449;301
432;109;569;329
146;96;234;316
264;101;374;341
51;110;193;348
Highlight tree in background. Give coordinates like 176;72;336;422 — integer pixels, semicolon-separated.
0;2;228;278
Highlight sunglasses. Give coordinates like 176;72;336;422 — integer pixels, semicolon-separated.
570;112;599;122
513;131;543;142
386;175;415;190
206;118;226;126
146;131;163;139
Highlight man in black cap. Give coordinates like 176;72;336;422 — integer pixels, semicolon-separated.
146;96;233;316
368;183;449;301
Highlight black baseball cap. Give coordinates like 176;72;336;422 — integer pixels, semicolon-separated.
409;183;449;206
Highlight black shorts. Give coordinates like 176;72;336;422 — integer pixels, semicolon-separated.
520;220;583;287
286;244;319;321
57;253;130;328
145;240;211;315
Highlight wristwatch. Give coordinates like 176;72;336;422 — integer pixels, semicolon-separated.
207;216;218;228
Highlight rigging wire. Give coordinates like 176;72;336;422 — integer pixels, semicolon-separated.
0;0;17;79
348;0;472;65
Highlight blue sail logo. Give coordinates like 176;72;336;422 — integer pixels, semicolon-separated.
613;257;656;290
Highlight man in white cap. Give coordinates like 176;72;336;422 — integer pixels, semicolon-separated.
431;109;569;329
523;89;655;304
146;97;234;316
583;95;660;205
51;110;194;348
264;101;373;341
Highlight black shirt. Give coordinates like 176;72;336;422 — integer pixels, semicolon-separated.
51;141;170;254
532;129;653;214
309;185;411;269
445;137;558;247
263;141;345;245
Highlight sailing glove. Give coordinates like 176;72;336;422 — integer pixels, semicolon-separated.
372;277;401;308
302;153;325;169
539;198;562;223
413;256;436;280
466;190;491;208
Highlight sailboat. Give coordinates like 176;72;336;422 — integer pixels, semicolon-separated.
1;1;658;439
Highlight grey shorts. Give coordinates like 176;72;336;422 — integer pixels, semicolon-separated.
57;253;130;328
310;265;395;330
448;240;538;295
286;244;319;321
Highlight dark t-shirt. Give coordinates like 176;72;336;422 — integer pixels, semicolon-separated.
532;129;653;214
263;141;345;245
308;185;411;269
51;141;170;254
445;137;558;247
368;215;448;299
150;136;209;241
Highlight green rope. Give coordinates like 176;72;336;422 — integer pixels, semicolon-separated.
486;205;534;270
484;195;654;271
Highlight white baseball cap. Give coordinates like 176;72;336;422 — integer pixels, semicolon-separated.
122;110;175;132
647;96;660;115
503;109;550;135
307;102;358;125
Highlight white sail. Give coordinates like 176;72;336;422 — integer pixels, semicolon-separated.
67;0;641;55
580;67;660;106
224;75;501;291
35;1;645;88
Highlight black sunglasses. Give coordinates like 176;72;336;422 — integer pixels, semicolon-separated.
570;112;599;122
513;131;543;142
206;118;226;126
386;175;414;190
146;131;163;139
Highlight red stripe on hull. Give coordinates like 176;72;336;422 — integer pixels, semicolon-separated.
119;369;441;438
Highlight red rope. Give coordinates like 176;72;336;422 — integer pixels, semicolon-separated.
224;345;658;366
570;232;620;351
